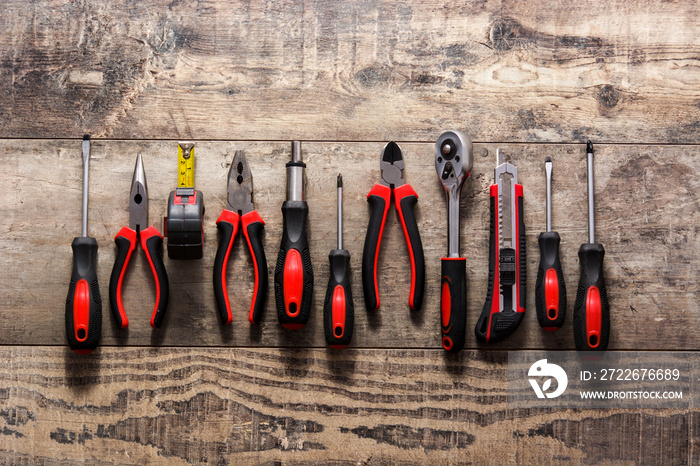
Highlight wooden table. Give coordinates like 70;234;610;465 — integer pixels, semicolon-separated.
1;1;698;463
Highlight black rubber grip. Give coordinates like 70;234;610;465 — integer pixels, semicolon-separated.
362;191;388;312
245;218;268;325
65;236;102;353
440;258;466;352
274;200;313;328
109;234;133;329
535;231;566;329
144;234;169;328
213;217;236;324
475;196;497;343
573;243;610;351
398;193;425;312
323;249;354;348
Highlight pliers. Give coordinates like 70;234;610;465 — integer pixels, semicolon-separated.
109;154;170;329
213;150;268;325
362;141;425;313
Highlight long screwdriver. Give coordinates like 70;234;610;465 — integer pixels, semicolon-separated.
275;141;314;329
536;156;566;330
65;135;102;354
573;141;610;351
323;174;354;348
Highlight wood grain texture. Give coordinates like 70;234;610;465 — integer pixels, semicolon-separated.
2;1;700;142
0;346;695;464
1;139;697;349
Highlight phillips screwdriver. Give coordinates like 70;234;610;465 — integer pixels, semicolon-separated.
536;156;567;330
475;149;526;344
275;141;313;329
65;135;102;353
323;174;354;348
573;141;610;351
435;131;472;352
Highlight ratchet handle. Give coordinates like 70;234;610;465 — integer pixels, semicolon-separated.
362;184;391;312
535;231;567;330
323;249;354;348
573;243;610;351
66;236;102;354
394;184;425;312
440;258;466;352
275;200;313;329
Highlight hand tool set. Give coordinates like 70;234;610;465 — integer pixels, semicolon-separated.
474;149;526;344
65;135;102;354
64;138;609;353
323;174;354;348
362;141;425;314
275;141;313;330
165;142;205;260
435;131;472;352
213;150;268;325
109;154;170;329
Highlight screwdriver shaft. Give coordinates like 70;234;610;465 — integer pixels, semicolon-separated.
545;157;552;233
81;136;90;237
337;174;343;250
587;141;595;243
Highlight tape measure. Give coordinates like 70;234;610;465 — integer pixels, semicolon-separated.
165;142;205;260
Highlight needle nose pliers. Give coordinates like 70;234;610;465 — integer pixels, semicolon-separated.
109;154;170;329
362;141;425;313
213;150;268;325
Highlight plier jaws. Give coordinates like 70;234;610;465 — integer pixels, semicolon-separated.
226;150;254;215
379;141;405;188
129;153;149;232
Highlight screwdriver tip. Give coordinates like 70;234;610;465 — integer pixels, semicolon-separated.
545;156;552;163
337;173;342;187
83;134;90;141
586;140;593;153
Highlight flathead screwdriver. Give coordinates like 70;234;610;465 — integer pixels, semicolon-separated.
323;174;354;348
66;135;102;353
536;156;566;330
573;141;610;351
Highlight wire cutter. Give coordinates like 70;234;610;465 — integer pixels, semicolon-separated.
213;150;268;325
109;154;170;329
362;141;425;313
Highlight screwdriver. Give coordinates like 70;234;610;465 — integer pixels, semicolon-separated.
65;135;102;354
275;141;314;329
535;156;566;330
573;141;610;351
323;174;354;348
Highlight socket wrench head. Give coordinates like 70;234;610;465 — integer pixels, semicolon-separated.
436;130;472;193
435;130;473;257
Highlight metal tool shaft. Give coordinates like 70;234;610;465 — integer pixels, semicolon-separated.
586;141;595;243
545;157;552;232
81;136;90;237
287;141;304;201
446;191;461;257
337;174;343;250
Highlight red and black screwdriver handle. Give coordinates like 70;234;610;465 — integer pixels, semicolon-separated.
361;184;425;312
573;243;610;351
440;258;466;352
323;249;354;348
109;226;170;329
213;209;268;325
66;236;102;354
475;184;526;344
274;200;313;329
535;232;567;330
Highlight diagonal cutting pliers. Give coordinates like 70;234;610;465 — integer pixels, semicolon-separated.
213;150;268;325
109;154;170;329
362;141;425;313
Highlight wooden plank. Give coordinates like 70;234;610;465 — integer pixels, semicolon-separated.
0;346;694;464
1;1;700;142
1;139;697;349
